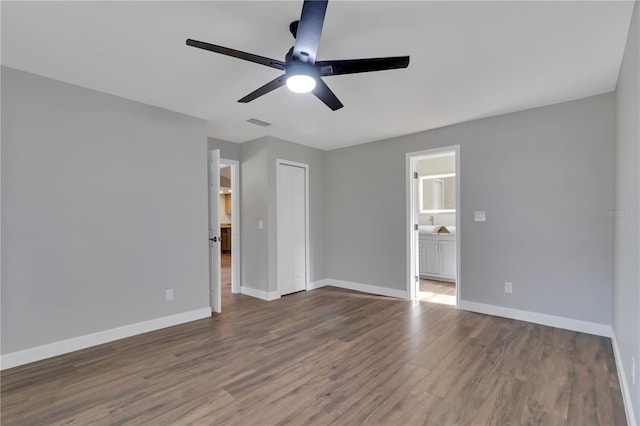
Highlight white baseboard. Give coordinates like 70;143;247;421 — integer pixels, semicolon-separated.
241;286;280;301
242;279;405;300
307;279;329;290
0;308;211;371
325;279;408;299
612;333;638;426
459;300;613;337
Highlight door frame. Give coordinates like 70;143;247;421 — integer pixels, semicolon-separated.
406;145;461;307
276;159;310;295
208;149;221;313
220;158;241;294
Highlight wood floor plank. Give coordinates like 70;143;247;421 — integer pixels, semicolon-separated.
574;334;611;371
611;383;628;426
376;385;443;425
147;389;236;426
1;279;627;426
525;345;574;419
357;363;431;424
508;323;546;381
567;362;618;426
473;374;533;425
315;353;426;424
51;404;112;425
520;403;567;426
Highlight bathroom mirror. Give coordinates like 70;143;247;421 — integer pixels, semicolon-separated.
420;173;456;213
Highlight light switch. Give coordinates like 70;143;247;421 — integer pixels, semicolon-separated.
474;211;486;222
258;220;264;230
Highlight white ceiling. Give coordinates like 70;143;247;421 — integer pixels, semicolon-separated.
1;1;634;150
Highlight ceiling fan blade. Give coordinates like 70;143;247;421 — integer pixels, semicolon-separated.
186;39;285;70
316;56;410;76
312;78;343;111
238;75;287;103
293;0;328;63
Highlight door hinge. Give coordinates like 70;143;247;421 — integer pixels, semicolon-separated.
415;275;420;282
414;172;418;179
414;224;419;231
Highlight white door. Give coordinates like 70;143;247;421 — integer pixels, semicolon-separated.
418;238;425;277
277;163;307;296
208;150;221;313
414;170;421;298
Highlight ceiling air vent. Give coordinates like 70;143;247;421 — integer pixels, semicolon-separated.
246;118;271;127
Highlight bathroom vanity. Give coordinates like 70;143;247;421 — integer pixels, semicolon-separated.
419;233;456;282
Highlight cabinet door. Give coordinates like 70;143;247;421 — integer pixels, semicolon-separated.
423;239;440;275
439;240;457;279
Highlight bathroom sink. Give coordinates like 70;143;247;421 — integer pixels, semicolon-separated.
418;225;437;234
418;225;456;235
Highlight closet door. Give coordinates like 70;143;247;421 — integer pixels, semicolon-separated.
277;163;307;296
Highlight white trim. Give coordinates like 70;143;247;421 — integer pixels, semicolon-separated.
220;158;240;294
240;286;280;301
0;308;211;370
406;145;461;308
454;149;461;309
420;172;456;180
459;300;613;337
208;149;222;313
308;279;329;290
327;279;408;299
406;153;418;300
419;273;455;283
612;333;638;426
276;159;310;295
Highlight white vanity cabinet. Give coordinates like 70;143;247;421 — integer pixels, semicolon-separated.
419;234;456;282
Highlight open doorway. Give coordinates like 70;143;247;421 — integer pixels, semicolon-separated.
219;159;240;309
407;146;460;306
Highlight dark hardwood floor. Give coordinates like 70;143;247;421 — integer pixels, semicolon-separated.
1;268;626;425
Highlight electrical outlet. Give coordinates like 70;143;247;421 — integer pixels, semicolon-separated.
165;289;174;302
632;357;636;386
504;282;513;294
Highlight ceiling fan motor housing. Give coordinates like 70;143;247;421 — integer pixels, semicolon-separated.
286;61;318;79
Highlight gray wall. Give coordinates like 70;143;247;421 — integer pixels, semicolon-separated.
614;1;640;421
239;139;269;293
1;67;210;354
326;93;615;325
239;136;326;294
208;137;241;162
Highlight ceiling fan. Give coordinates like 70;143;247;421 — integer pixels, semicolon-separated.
186;0;410;111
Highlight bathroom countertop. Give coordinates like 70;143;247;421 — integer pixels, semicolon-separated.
418;225;455;236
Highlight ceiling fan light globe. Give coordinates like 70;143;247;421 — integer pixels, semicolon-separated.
286;74;316;93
